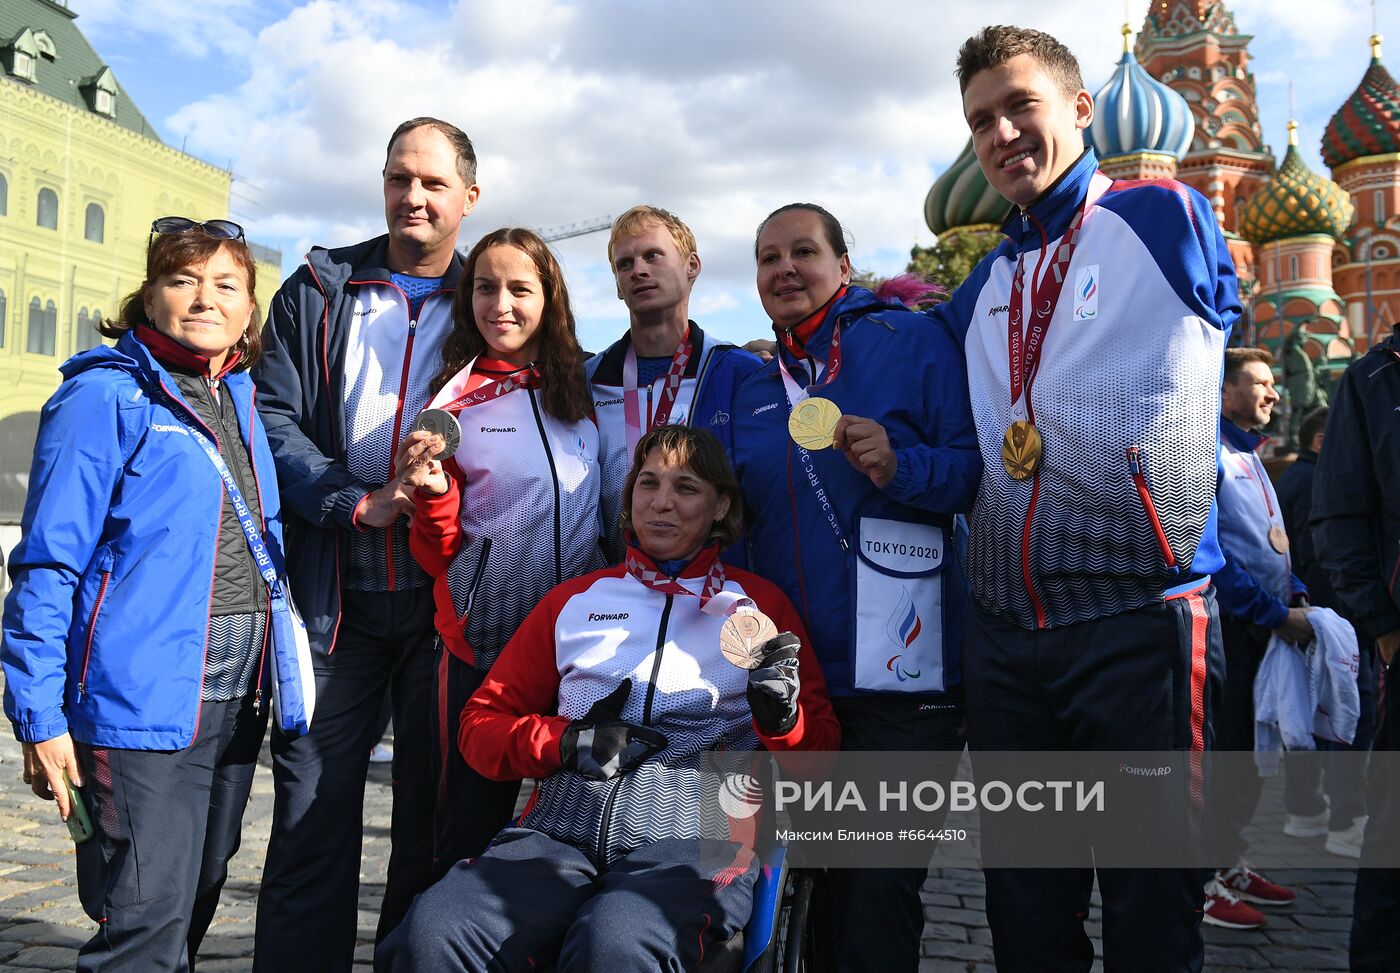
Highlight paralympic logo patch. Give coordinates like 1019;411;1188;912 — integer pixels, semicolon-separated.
884;587;923;682
1073;264;1099;321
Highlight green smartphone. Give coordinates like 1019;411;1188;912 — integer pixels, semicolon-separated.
63;770;94;844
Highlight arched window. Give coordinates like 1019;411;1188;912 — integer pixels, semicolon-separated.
0;172;8;216
36;188;58;230
0;287;7;348
27;297;56;355
1376;191;1387;223
1288;255;1300;280
84;203;104;243
74;307;103;352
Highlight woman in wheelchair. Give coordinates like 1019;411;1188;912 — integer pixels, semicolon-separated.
376;425;839;973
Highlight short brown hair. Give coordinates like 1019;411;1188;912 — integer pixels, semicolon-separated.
956;25;1084;96
1299;406;1329;449
1224;346;1274;384
102;231;261;369
434;228;592;424
607;205;697;265
385;116;478;186
619;426;744;550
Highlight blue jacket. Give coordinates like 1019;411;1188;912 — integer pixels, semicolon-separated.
729;286;981;697
586;322;763;563
2;334;286;750
933;149;1238;629
1214;418;1306;628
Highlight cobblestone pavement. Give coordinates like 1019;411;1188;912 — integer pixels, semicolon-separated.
0;726;1356;972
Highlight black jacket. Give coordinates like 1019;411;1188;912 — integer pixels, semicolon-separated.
251;235;466;653
1311;327;1400;643
1276;450;1336;610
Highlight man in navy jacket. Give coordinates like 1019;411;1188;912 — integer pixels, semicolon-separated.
251;117;487;971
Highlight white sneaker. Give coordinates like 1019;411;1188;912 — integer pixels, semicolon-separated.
369;742;394;764
1283;808;1330;838
1325;817;1367;859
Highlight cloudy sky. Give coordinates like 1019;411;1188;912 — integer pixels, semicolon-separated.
73;0;1398;350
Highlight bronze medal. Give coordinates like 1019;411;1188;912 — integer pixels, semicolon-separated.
1001;420;1043;480
1268;524;1290;554
719;609;779;670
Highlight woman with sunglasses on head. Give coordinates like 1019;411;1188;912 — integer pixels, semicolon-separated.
391;228;604;873
1;218;312;973
727;203;982;972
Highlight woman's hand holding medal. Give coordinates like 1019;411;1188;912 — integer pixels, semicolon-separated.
833;415;897;488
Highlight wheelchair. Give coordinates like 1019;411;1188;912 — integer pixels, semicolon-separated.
696;844;815;973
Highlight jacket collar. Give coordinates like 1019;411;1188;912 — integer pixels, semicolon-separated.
133;325;242;380
307;234;467;295
593;320;708;384
1000;148;1101;251
1220;415;1267;453
773;285;885;370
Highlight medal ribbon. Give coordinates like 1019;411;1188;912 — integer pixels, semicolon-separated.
623;325;693;458
1007;175;1110;421
428;357;540;413
775;323;849;551
623;542;752;618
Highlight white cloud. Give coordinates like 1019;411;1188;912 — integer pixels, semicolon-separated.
151;0;1397;344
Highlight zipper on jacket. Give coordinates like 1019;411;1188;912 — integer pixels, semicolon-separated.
595;772;625;865
76;569;113;696
252;608;270;714
1127;447;1180;575
458;536;493;627
384;312;421;592
642;595;676;725
526;386;564;584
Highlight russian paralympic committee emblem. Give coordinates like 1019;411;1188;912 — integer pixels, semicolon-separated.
1073;264;1099;321
884;587;923;682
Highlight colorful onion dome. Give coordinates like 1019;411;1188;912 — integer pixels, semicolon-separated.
1321;35;1400;169
1240;123;1354;245
1088;25;1194;161
924;138;1009;236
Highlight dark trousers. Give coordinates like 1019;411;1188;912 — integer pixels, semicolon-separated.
1352;651;1400;972
1212;613;1268;863
963;590;1224;973
809;692;967;973
74;695;267;973
1285;642;1376;828
374;828;757;972
430;646;522;869
254;587;438;973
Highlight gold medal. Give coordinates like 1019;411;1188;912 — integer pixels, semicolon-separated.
1268;525;1290;554
719;609;779;670
788;396;842;451
1001;420;1043;480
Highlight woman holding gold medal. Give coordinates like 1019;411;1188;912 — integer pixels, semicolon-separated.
390;227;604;879
729;202;982;972
377;425;839;971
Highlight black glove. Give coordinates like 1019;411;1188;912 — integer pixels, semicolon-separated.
560;679;668;780
747;632;801;735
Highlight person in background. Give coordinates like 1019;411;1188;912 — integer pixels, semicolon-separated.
588;205;763;562
1311;322;1400;972
1275;405;1373;859
3;220;304;971
1209;347;1312;928
377;425;839;972
252;116;481;966
730;201;979;972
393;227;603;870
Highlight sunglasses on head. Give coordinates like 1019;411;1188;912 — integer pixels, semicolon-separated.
148;217;246;246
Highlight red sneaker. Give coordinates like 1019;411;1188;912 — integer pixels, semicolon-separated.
1203;878;1267;929
1217;863;1296;906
